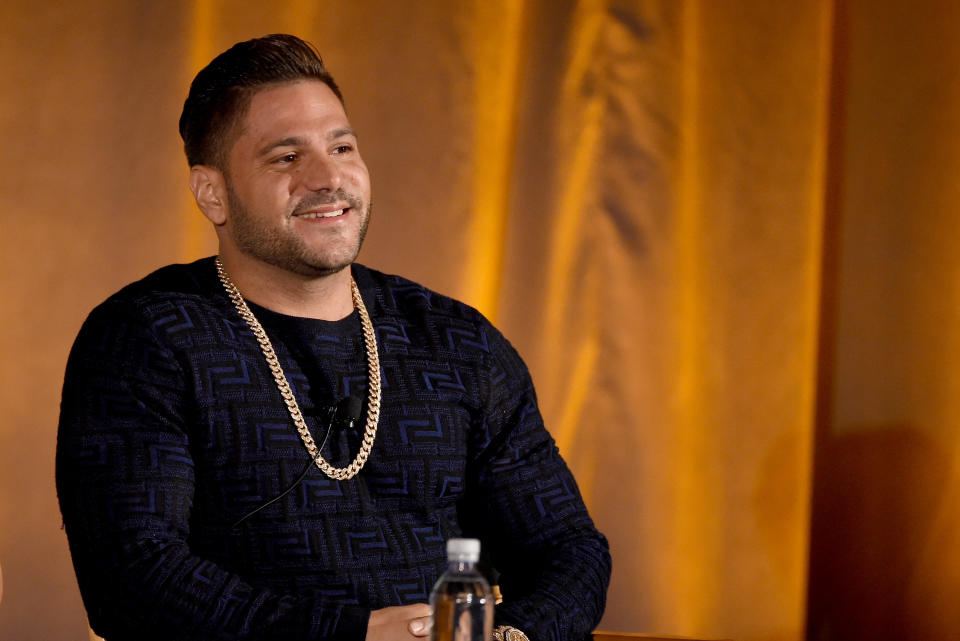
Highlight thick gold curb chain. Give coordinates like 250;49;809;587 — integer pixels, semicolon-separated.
215;258;381;481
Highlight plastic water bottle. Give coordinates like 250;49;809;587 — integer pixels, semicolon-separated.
430;538;494;641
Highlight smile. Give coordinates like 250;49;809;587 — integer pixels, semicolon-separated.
294;208;346;220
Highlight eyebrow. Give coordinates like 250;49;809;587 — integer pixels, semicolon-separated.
329;127;357;141
256;128;358;157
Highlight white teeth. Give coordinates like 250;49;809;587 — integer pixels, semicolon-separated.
297;209;344;219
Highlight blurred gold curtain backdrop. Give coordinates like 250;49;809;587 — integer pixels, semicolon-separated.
1;1;959;640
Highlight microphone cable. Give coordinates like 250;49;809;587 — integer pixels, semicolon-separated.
231;400;354;530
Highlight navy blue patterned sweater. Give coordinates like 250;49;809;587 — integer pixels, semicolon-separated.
57;258;610;641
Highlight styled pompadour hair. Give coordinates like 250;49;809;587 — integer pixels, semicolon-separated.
178;34;343;168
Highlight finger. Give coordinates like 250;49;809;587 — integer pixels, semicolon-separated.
409;615;432;636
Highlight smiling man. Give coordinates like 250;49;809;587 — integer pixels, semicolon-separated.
57;34;610;641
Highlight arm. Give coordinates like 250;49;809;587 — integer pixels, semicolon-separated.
56;300;370;641
463;328;611;641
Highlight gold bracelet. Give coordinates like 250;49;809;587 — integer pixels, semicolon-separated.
493;625;530;641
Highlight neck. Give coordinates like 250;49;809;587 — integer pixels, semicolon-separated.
216;253;355;321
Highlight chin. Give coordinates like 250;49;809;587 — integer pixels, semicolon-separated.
298;250;361;277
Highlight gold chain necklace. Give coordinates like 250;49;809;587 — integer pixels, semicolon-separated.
215;257;381;481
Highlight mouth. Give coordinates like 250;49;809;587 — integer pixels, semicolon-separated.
293;207;348;220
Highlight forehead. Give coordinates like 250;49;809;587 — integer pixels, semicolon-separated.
237;80;352;147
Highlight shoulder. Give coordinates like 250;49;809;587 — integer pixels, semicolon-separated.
76;257;227;350
352;263;498;340
352;263;526;370
352;263;490;328
97;257;220;313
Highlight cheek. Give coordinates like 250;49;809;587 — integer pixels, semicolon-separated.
346;164;371;195
275;173;298;195
237;172;290;201
255;176;297;202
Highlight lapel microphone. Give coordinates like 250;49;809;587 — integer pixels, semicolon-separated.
231;394;365;529
335;394;364;430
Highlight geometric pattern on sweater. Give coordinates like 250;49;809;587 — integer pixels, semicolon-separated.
57;257;610;641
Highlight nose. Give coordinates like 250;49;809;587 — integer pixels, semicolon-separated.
300;153;342;192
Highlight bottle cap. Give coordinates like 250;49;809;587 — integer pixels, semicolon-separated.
446;538;481;562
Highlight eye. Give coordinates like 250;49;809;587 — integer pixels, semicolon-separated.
332;144;353;155
273;152;298;164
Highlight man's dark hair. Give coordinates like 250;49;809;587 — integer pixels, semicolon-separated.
178;33;343;168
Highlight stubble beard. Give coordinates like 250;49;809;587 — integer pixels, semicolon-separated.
227;184;371;278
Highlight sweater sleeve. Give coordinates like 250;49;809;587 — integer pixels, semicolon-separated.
464;325;611;641
56;300;370;641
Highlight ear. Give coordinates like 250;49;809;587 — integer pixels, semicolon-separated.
189;165;228;226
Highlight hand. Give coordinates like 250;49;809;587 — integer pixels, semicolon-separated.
366;603;432;641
